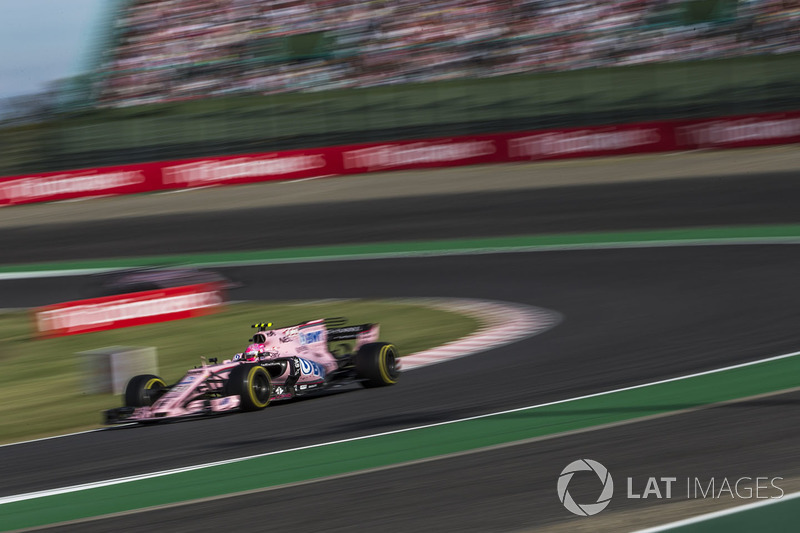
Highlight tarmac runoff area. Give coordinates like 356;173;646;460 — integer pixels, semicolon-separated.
0;145;798;229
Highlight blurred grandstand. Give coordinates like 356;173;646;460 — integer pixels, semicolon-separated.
88;0;800;107
1;0;799;175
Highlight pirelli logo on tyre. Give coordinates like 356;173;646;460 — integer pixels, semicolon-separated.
34;283;225;338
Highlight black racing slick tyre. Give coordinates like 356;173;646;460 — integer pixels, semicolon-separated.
124;374;167;407
227;364;272;411
355;342;400;388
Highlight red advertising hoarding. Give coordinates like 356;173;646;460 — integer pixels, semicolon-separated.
503;122;677;161
34;283;226;338
675;111;800;150
340;137;502;174
0;162;163;207
159;146;340;188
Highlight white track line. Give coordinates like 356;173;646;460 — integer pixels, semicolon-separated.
634;490;800;532
0;429;111;448
0;268;117;280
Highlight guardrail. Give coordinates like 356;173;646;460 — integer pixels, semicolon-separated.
2;111;798;207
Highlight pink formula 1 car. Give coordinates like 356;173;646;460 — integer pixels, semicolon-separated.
104;318;400;424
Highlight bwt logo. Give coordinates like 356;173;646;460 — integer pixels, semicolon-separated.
300;330;323;345
557;459;614;516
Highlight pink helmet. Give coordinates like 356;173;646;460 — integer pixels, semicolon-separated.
243;343;263;361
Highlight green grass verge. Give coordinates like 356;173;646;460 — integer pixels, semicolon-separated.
0;299;478;444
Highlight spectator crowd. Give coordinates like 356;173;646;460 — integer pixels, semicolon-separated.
96;0;800;107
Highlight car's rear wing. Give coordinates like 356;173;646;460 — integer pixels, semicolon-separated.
248;318;380;347
327;323;378;341
327;320;381;350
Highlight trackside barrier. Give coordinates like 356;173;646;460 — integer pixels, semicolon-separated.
160;147;337;189
675;112;800;150
33;283;226;338
1;111;798;207
503;122;676;161
340;137;503;173
0;162;162;207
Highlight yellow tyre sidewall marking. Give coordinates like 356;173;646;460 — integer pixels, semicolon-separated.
145;378;166;390
247;366;270;408
378;345;397;384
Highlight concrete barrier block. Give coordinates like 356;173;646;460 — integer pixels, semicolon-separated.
79;346;158;395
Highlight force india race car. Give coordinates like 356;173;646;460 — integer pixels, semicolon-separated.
104;318;400;424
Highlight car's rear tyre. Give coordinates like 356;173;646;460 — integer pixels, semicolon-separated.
227;364;272;411
355;342;400;388
124;374;167;407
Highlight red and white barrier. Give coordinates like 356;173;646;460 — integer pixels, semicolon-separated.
160;147;335;188
503;122;676;161
33;283;225;338
675;112;800;150
0;163;162;207
1;111;798;207
341;137;501;173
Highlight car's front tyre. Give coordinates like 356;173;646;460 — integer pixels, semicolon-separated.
227;364;272;411
124;374;167;407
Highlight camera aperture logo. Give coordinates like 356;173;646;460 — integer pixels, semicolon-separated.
557;459;614;516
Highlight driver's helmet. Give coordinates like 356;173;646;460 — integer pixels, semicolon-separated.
242;344;263;361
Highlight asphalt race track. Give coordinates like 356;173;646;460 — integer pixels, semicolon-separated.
1;165;799;531
1;170;799;266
